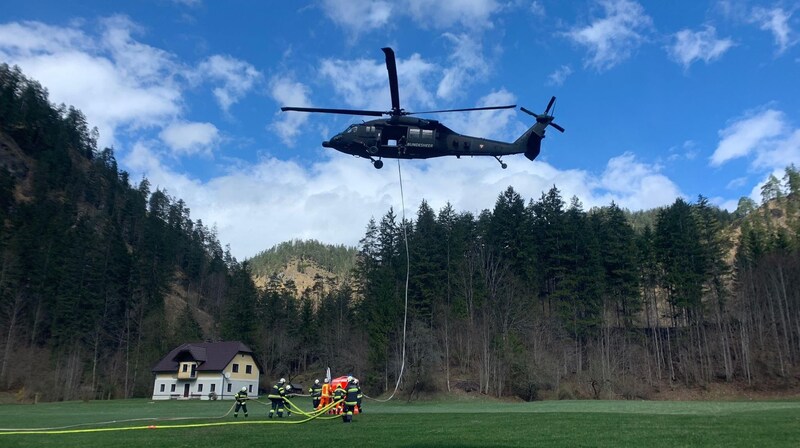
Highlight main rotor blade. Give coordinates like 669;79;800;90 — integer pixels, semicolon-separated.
409;104;516;115
544;96;556;115
519;106;539;118
382;47;400;113
550;122;565;133
281;106;386;117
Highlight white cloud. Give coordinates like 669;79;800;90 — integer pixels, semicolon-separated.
269;76;313;145
529;1;546;18
437;33;491;100
751;7;796;54
172;0;202;6
159;121;220;156
753;128;800;171
443;89;523;142
710;109;787;166
547;65;573;86
123;137;682;259
404;0;501;29
197;54;261;113
319;0;393;33
319;52;438;112
0;17;183;149
667;25;735;69
565;0;653;71
595;153;683;210
319;0;501;32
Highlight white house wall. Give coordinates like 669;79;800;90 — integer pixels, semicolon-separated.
151;372;259;400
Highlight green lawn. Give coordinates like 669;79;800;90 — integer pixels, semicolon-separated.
1;396;799;447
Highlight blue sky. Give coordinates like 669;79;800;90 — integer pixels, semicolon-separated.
2;0;799;259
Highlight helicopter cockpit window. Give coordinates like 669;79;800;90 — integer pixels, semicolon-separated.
365;126;377;134
346;125;357;134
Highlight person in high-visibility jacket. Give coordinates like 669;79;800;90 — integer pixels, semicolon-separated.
319;378;332;410
267;378;287;418
333;384;345;415
309;379;322;410
233;387;249;418
343;377;359;423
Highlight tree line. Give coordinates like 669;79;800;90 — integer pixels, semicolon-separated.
228;164;800;400
2;62;799;401
0;63;255;400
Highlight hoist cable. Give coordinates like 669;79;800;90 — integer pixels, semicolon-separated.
366;158;409;402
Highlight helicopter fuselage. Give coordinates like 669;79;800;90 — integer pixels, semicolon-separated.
322;116;522;161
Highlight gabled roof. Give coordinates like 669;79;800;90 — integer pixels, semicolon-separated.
151;341;263;374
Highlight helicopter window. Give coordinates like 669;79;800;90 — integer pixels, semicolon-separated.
421;130;433;139
463;141;470;149
408;128;420;139
452;139;458;148
346;126;357;134
366;126;377;134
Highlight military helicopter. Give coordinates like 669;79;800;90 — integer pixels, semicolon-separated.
281;48;564;169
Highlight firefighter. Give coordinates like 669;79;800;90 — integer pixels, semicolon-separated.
319;378;332;410
343;377;359;423
284;383;293;417
333;383;345;415
354;378;363;413
267;378;287;418
309;379;322;410
233;386;249;418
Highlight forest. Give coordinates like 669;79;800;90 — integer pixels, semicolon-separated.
2;63;800;402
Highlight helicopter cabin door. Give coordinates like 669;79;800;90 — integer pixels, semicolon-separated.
356;125;380;148
406;128;435;152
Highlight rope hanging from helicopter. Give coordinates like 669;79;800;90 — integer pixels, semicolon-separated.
364;159;410;403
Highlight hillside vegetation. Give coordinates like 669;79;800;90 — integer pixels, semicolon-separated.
3;63;800;404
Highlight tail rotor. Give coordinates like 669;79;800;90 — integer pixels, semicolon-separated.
520;96;565;133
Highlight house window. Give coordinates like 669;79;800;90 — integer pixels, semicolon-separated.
160;384;165;392
171;384;176;392
182;364;188;372
249;385;253;393
246;365;252;374
232;364;239;373
211;384;216;392
198;384;203;392
227;384;232;392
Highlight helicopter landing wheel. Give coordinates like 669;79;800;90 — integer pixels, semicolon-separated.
373;160;384;169
493;155;507;169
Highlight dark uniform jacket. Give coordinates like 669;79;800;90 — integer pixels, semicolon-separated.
309;383;322;398
268;383;286;399
234;390;248;403
333;386;345;401
345;384;359;405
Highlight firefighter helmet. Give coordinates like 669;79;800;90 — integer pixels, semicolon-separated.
241;386;247;392
314;379;320;385
279;378;286;384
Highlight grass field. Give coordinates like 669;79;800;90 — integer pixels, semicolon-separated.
1;396;799;447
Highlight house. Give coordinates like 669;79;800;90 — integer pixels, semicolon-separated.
151;341;263;400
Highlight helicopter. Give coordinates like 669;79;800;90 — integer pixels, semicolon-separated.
281;48;564;169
